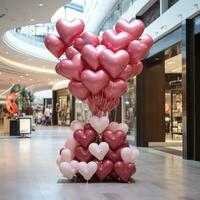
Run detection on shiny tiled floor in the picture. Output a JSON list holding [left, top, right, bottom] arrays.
[[0, 126, 200, 200]]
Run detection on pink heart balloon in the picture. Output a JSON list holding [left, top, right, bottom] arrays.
[[139, 34, 153, 48], [103, 79, 127, 99], [132, 61, 143, 75], [102, 30, 132, 52], [57, 54, 84, 81], [115, 19, 145, 40], [128, 40, 149, 64], [89, 116, 110, 133], [89, 142, 109, 160], [60, 148, 72, 162], [82, 44, 106, 71], [99, 49, 129, 79], [64, 136, 79, 154], [68, 80, 90, 100], [70, 120, 83, 132], [108, 122, 129, 133], [81, 70, 110, 94], [59, 162, 77, 179], [44, 34, 66, 58], [118, 65, 135, 80], [65, 46, 79, 59], [56, 155, 63, 166], [74, 32, 100, 50], [56, 18, 85, 45]]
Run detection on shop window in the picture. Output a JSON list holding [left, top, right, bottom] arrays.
[[139, 0, 160, 27]]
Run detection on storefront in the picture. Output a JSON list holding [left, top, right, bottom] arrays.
[[136, 14, 200, 160]]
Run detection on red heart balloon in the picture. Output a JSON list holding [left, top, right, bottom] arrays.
[[103, 79, 127, 99], [118, 65, 135, 81], [115, 19, 145, 40], [139, 34, 153, 48], [56, 18, 85, 45], [119, 140, 129, 148], [82, 44, 106, 71], [74, 146, 93, 162], [81, 70, 110, 94], [74, 32, 100, 50], [44, 34, 66, 58], [102, 30, 132, 52], [132, 61, 143, 76], [99, 49, 129, 79], [57, 54, 84, 81], [84, 123, 94, 131], [95, 160, 114, 181], [106, 148, 122, 162], [114, 161, 136, 182], [74, 129, 97, 148], [65, 46, 79, 59], [68, 81, 90, 100], [102, 130, 126, 150], [128, 40, 149, 64]]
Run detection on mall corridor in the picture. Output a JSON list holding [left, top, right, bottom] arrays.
[[0, 127, 200, 200]]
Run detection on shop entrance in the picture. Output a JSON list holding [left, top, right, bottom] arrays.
[[164, 44, 183, 153]]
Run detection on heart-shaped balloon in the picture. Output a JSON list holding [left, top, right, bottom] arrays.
[[65, 46, 79, 59], [57, 54, 84, 81], [44, 34, 66, 58], [64, 135, 79, 153], [68, 81, 90, 100], [139, 34, 153, 48], [77, 161, 97, 181], [56, 155, 63, 166], [128, 40, 149, 64], [89, 142, 109, 160], [56, 18, 85, 45], [70, 120, 83, 132], [60, 148, 72, 162], [89, 116, 109, 133], [121, 147, 139, 164], [102, 130, 126, 150], [59, 162, 77, 179], [132, 61, 144, 75], [75, 146, 93, 162], [95, 160, 114, 181], [99, 49, 129, 79], [81, 70, 110, 94], [106, 148, 122, 162], [74, 32, 100, 50], [82, 44, 106, 71], [74, 129, 97, 148], [103, 79, 127, 99], [115, 19, 145, 40], [102, 30, 132, 52], [107, 122, 129, 134], [114, 161, 136, 182], [118, 65, 135, 81]]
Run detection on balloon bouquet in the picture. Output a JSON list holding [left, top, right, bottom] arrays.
[[45, 18, 153, 183]]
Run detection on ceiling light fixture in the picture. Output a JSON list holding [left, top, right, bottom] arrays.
[[30, 18, 34, 22], [39, 3, 43, 6]]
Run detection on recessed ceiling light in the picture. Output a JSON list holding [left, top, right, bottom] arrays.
[[30, 18, 34, 22], [39, 3, 43, 6]]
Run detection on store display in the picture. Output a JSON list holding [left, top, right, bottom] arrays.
[[45, 18, 153, 182]]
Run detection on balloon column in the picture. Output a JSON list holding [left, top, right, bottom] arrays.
[[45, 18, 153, 182]]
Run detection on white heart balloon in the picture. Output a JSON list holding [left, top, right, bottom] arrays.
[[89, 116, 109, 133], [61, 148, 72, 162], [77, 161, 97, 181], [59, 162, 77, 179], [108, 122, 129, 133], [70, 160, 79, 173], [70, 120, 83, 132], [121, 146, 139, 164], [89, 142, 109, 160]]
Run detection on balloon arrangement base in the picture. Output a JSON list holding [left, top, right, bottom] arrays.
[[57, 177, 136, 184], [56, 116, 139, 183]]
